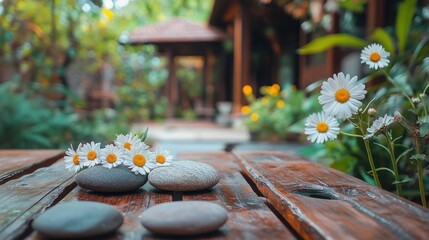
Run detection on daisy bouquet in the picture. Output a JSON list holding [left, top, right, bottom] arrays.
[[304, 43, 429, 207], [64, 130, 174, 176]]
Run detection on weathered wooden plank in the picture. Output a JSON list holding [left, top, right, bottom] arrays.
[[0, 159, 75, 240], [235, 151, 429, 240], [180, 152, 297, 240], [0, 150, 64, 185], [29, 178, 173, 239]]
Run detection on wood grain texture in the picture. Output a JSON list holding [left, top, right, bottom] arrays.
[[180, 152, 296, 240], [29, 182, 172, 240], [0, 159, 75, 240], [0, 150, 64, 185], [234, 151, 429, 240]]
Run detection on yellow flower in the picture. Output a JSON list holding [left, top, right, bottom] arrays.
[[242, 84, 253, 95], [250, 113, 259, 122], [272, 84, 280, 91], [241, 105, 251, 115], [267, 86, 279, 96], [276, 100, 285, 108], [102, 8, 114, 21], [262, 97, 269, 104]]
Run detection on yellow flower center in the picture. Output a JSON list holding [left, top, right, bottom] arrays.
[[335, 88, 350, 103], [276, 100, 285, 108], [316, 122, 329, 133], [241, 105, 250, 115], [106, 153, 117, 163], [250, 113, 259, 122], [133, 154, 146, 167], [124, 142, 132, 150], [242, 85, 253, 95], [87, 150, 97, 161], [73, 154, 80, 165], [156, 155, 166, 164], [370, 52, 381, 62]]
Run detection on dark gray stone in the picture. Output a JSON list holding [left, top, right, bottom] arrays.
[[76, 165, 147, 192], [148, 160, 219, 191], [140, 201, 228, 236], [32, 201, 123, 239]]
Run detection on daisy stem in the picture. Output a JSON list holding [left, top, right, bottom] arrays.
[[358, 114, 382, 188], [384, 133, 403, 197], [417, 160, 427, 208], [363, 139, 382, 188], [413, 135, 427, 208]]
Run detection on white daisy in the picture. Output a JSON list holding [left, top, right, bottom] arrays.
[[318, 72, 367, 119], [114, 133, 148, 151], [78, 141, 101, 167], [360, 43, 390, 70], [305, 112, 340, 143], [64, 143, 83, 173], [153, 147, 174, 166], [124, 145, 155, 175], [364, 114, 395, 139], [100, 144, 127, 169]]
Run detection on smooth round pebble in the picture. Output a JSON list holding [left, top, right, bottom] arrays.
[[32, 201, 123, 239], [140, 201, 228, 235], [76, 165, 147, 193], [148, 160, 219, 191]]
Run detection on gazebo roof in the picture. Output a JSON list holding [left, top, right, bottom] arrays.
[[128, 18, 226, 45]]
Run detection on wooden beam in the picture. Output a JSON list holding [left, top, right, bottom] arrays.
[[233, 4, 250, 113]]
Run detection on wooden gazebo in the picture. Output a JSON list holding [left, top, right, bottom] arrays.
[[127, 18, 226, 118]]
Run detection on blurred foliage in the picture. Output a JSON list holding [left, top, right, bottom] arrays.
[[242, 84, 320, 141], [298, 0, 429, 201], [0, 79, 128, 149], [0, 0, 212, 148]]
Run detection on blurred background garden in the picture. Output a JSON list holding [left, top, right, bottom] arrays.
[[1, 0, 428, 203]]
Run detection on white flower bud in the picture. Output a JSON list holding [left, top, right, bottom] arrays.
[[412, 97, 421, 104], [367, 108, 377, 116]]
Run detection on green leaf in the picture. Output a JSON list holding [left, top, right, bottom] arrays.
[[141, 127, 149, 142], [392, 176, 412, 184], [396, 0, 417, 53], [340, 0, 367, 12], [359, 168, 376, 186], [420, 123, 429, 137], [370, 28, 395, 55], [298, 34, 368, 55], [374, 167, 395, 176], [396, 148, 414, 164], [410, 154, 429, 162]]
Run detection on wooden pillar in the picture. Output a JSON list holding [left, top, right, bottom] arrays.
[[326, 12, 340, 76], [166, 49, 177, 118], [202, 55, 208, 106], [206, 52, 215, 110], [232, 4, 250, 113], [203, 50, 215, 110], [367, 0, 385, 35]]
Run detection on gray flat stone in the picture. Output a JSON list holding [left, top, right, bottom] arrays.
[[148, 160, 219, 191], [32, 201, 123, 238], [140, 201, 228, 235], [76, 165, 147, 192]]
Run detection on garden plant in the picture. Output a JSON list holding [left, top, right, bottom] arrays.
[[299, 0, 428, 206]]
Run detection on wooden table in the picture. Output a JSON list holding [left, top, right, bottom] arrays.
[[1, 150, 428, 239]]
